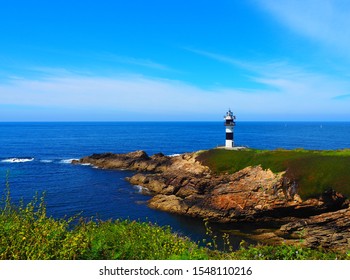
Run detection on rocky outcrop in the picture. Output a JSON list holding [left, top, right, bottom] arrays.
[[138, 166, 348, 223], [72, 151, 171, 172], [228, 206, 350, 252], [73, 150, 209, 174], [279, 207, 350, 251], [73, 150, 350, 251]]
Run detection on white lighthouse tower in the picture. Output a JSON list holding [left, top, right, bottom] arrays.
[[224, 109, 236, 148]]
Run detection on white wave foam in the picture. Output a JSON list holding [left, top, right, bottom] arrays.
[[168, 153, 181, 157], [81, 163, 91, 166], [133, 185, 150, 194], [40, 159, 53, 163], [1, 158, 34, 163], [59, 158, 78, 164]]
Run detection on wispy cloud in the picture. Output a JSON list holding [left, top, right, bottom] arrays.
[[332, 93, 350, 100], [186, 48, 350, 107], [0, 70, 225, 116], [97, 53, 172, 71], [184, 47, 249, 69], [1, 65, 350, 121], [185, 47, 302, 79], [256, 0, 350, 54]]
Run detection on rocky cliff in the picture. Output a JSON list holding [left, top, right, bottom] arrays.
[[73, 150, 350, 251]]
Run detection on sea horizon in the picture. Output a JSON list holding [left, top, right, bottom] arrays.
[[1, 120, 350, 123]]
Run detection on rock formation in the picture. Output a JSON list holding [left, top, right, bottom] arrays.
[[73, 150, 350, 251], [279, 208, 350, 251]]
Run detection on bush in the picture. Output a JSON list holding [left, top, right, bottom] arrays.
[[0, 181, 209, 260], [231, 242, 348, 260], [0, 187, 90, 259]]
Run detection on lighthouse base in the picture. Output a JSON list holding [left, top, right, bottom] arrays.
[[216, 146, 247, 151], [225, 139, 233, 148]]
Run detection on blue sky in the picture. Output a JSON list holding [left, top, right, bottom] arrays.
[[1, 0, 350, 121]]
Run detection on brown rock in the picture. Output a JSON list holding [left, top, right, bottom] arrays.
[[176, 185, 198, 198], [73, 150, 170, 172], [74, 149, 350, 251], [280, 207, 350, 251], [148, 195, 189, 214]]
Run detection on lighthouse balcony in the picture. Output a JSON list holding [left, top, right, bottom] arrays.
[[224, 122, 235, 126]]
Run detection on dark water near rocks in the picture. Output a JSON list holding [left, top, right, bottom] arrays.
[[1, 121, 350, 247]]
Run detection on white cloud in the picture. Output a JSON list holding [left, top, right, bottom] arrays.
[[1, 63, 350, 121], [0, 72, 225, 116], [108, 56, 168, 71], [257, 0, 350, 53], [184, 47, 249, 69], [186, 48, 350, 116], [95, 53, 173, 71]]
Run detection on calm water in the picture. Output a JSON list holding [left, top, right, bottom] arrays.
[[1, 121, 350, 246]]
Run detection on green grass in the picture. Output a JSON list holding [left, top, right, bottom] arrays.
[[231, 242, 349, 260], [0, 191, 209, 260], [196, 148, 350, 199], [1, 180, 349, 260]]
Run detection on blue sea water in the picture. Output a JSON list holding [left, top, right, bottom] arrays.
[[1, 121, 350, 245]]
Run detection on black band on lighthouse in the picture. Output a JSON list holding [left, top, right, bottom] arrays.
[[226, 132, 233, 140]]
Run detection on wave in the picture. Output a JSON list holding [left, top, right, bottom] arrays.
[[59, 158, 79, 164], [40, 159, 53, 163], [133, 185, 150, 194], [1, 157, 34, 163], [168, 153, 181, 157]]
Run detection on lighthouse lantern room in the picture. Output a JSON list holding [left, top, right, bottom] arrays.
[[224, 109, 236, 148]]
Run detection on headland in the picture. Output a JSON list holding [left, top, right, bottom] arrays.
[[72, 148, 350, 252]]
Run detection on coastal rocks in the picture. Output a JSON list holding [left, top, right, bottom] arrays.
[[144, 165, 340, 223], [230, 207, 350, 251], [149, 195, 189, 213], [279, 207, 350, 251], [73, 150, 350, 251], [74, 151, 348, 223], [72, 150, 170, 172], [73, 150, 209, 174]]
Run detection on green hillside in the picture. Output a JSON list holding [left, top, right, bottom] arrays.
[[196, 148, 350, 199]]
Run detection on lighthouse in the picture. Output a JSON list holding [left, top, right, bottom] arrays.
[[224, 109, 236, 148]]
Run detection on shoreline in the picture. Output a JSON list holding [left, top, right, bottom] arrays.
[[72, 149, 350, 252]]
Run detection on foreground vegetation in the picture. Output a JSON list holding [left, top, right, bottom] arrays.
[[1, 185, 349, 260], [197, 148, 350, 199]]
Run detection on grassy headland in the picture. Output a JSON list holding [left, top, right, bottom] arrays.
[[197, 148, 350, 199]]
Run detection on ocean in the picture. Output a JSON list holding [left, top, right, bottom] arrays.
[[1, 121, 350, 246]]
